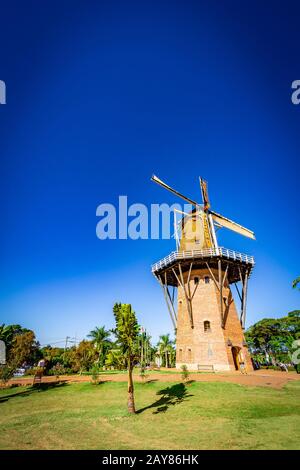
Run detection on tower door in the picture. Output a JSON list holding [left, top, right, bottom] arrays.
[[231, 347, 240, 370]]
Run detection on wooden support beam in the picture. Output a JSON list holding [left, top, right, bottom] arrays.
[[178, 263, 194, 329], [164, 272, 177, 322], [158, 275, 177, 329], [240, 269, 249, 329], [218, 259, 224, 328], [171, 267, 182, 288], [222, 263, 229, 288], [222, 290, 233, 328], [186, 262, 193, 307], [166, 287, 178, 323], [191, 280, 199, 300], [234, 282, 242, 302], [205, 262, 220, 291], [171, 286, 175, 304], [238, 266, 243, 284]]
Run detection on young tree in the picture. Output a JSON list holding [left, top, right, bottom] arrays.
[[113, 303, 140, 414], [181, 364, 189, 382], [88, 326, 111, 366]]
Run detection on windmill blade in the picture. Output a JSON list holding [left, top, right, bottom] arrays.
[[199, 177, 211, 211], [210, 210, 255, 240], [151, 174, 198, 206]]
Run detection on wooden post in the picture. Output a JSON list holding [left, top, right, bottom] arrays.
[[241, 269, 249, 329], [158, 275, 177, 329], [178, 263, 194, 329], [218, 259, 224, 328]]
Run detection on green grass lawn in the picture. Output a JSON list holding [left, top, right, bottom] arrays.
[[0, 380, 300, 450]]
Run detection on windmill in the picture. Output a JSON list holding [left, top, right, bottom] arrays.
[[151, 174, 255, 372]]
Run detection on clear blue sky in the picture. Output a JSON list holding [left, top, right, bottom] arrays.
[[0, 1, 299, 346]]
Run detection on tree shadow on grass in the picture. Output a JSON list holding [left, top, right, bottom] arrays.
[[185, 380, 195, 385], [139, 379, 158, 385], [90, 380, 110, 386], [136, 383, 193, 414], [0, 381, 68, 403]]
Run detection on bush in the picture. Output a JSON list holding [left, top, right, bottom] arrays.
[[24, 368, 36, 376], [181, 364, 189, 382], [0, 365, 15, 385], [46, 364, 72, 376]]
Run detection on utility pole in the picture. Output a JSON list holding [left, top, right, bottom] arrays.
[[64, 336, 69, 363]]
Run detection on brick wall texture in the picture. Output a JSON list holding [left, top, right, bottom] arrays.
[[175, 267, 253, 372]]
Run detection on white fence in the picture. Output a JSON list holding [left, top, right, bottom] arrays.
[[151, 247, 254, 272]]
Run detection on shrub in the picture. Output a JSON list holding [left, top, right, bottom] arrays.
[[47, 364, 71, 376], [0, 365, 15, 385], [24, 368, 36, 376], [181, 364, 189, 382], [90, 365, 100, 385]]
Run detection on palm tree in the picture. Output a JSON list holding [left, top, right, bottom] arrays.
[[292, 277, 300, 291], [157, 334, 174, 368], [88, 326, 111, 365], [113, 303, 140, 414]]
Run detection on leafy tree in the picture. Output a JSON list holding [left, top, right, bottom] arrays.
[[8, 330, 40, 368], [246, 312, 300, 364], [0, 324, 28, 352], [105, 348, 126, 370], [88, 326, 111, 366], [73, 340, 97, 373], [41, 346, 64, 365], [113, 303, 140, 414]]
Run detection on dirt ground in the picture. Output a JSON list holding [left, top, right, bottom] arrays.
[[7, 369, 300, 389]]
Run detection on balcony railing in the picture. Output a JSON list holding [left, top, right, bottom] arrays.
[[151, 247, 254, 273]]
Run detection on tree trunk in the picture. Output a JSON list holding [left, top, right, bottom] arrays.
[[165, 351, 168, 368], [265, 349, 269, 363], [127, 362, 135, 414]]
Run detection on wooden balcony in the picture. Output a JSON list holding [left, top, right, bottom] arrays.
[[151, 247, 254, 286]]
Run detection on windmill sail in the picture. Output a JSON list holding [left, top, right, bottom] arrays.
[[200, 178, 211, 211], [210, 210, 255, 240], [151, 175, 198, 206]]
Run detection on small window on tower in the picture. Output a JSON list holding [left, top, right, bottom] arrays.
[[204, 276, 210, 284], [178, 348, 183, 361], [194, 277, 199, 284], [204, 321, 211, 332]]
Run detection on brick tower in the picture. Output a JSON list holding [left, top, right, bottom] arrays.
[[151, 175, 255, 372]]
